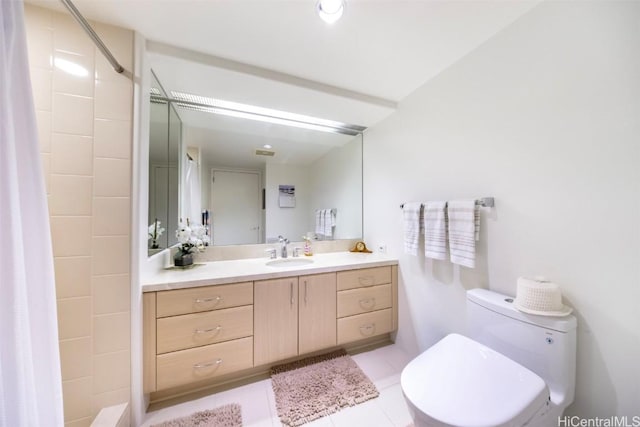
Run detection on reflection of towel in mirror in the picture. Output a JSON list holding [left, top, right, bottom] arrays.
[[315, 209, 324, 237], [323, 209, 335, 237]]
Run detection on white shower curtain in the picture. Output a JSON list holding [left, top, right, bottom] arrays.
[[0, 1, 64, 426], [185, 156, 202, 225]]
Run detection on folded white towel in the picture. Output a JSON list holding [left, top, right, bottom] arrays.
[[315, 209, 324, 236], [424, 201, 448, 260], [403, 202, 423, 256], [447, 200, 479, 268], [323, 209, 335, 238]]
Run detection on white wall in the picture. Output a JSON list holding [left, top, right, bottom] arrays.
[[310, 136, 363, 239], [265, 163, 311, 241], [363, 1, 639, 417]]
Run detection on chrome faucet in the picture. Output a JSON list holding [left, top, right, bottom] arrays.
[[278, 235, 290, 258]]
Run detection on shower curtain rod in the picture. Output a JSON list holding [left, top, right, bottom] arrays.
[[59, 0, 124, 74]]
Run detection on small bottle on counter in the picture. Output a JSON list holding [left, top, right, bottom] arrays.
[[303, 236, 313, 256]]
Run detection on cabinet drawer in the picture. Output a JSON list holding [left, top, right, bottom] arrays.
[[156, 336, 253, 390], [337, 284, 392, 318], [157, 305, 253, 354], [336, 266, 391, 291], [156, 282, 253, 317], [337, 309, 392, 345]]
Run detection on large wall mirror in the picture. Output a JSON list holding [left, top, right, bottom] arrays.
[[147, 50, 366, 250]]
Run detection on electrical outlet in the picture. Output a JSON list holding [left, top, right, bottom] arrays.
[[377, 244, 387, 254]]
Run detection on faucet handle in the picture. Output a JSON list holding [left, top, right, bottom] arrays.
[[293, 247, 302, 257], [265, 248, 277, 259]]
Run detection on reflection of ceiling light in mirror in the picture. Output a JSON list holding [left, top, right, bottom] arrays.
[[263, 144, 272, 149], [170, 91, 365, 136], [317, 0, 345, 24], [54, 58, 88, 77]]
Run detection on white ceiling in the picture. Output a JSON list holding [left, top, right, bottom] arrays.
[[28, 0, 539, 167]]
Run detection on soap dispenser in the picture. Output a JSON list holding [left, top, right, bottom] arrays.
[[303, 236, 313, 256]]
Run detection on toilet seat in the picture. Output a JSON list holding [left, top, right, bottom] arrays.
[[401, 334, 549, 427]]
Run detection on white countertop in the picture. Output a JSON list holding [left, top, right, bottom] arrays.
[[142, 251, 398, 292]]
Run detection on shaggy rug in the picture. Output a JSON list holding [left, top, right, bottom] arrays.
[[270, 349, 379, 426], [150, 403, 242, 427]]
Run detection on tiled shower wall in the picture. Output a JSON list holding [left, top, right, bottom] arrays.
[[25, 5, 134, 426]]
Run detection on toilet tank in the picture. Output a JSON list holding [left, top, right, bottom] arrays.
[[467, 288, 577, 407]]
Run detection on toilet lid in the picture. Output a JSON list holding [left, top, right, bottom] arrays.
[[401, 334, 549, 427]]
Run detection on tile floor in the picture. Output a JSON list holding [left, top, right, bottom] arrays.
[[142, 344, 415, 427]]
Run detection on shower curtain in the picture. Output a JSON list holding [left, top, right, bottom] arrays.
[[0, 1, 64, 426], [185, 156, 202, 225]]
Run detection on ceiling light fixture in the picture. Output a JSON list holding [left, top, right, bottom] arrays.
[[263, 144, 273, 149], [317, 0, 345, 24], [165, 91, 365, 136]]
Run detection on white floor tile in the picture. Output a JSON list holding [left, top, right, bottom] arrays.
[[375, 384, 414, 427], [329, 398, 394, 427]]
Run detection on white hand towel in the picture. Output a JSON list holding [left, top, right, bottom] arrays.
[[403, 202, 423, 256], [447, 200, 479, 268], [323, 209, 334, 238], [424, 201, 448, 260], [315, 209, 324, 236]]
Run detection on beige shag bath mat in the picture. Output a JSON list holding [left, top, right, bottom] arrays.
[[270, 349, 379, 427], [150, 403, 242, 427]]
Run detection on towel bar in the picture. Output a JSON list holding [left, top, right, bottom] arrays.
[[400, 197, 494, 209]]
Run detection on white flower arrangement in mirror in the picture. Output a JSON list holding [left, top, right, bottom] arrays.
[[148, 219, 165, 249]]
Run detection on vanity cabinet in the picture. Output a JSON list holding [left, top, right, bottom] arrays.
[[336, 266, 394, 345], [144, 282, 254, 392], [254, 272, 337, 366], [143, 262, 397, 402]]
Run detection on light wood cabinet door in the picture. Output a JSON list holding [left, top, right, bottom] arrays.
[[299, 273, 337, 355], [254, 277, 299, 366]]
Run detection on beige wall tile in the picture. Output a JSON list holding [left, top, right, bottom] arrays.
[[92, 22, 133, 79], [62, 377, 92, 422], [52, 133, 93, 175], [94, 119, 131, 159], [36, 110, 52, 152], [59, 337, 92, 381], [53, 51, 95, 98], [93, 312, 130, 355], [53, 93, 93, 136], [31, 67, 52, 111], [57, 297, 91, 340], [93, 351, 130, 394], [25, 23, 53, 70], [41, 153, 51, 195], [91, 388, 130, 420], [24, 4, 53, 32], [93, 197, 130, 236], [92, 274, 130, 315], [94, 158, 131, 197], [95, 80, 132, 121], [53, 13, 94, 57], [50, 216, 92, 257], [50, 175, 93, 216], [54, 256, 92, 299], [92, 236, 130, 275]]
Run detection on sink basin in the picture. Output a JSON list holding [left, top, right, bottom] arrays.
[[266, 258, 314, 268]]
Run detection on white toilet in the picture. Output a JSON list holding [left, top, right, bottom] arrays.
[[401, 288, 577, 427]]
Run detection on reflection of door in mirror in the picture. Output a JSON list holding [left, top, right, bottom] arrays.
[[210, 169, 262, 245]]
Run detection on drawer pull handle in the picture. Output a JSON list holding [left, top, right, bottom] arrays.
[[195, 296, 222, 305], [358, 276, 374, 287], [359, 323, 376, 336], [359, 298, 376, 310], [304, 280, 308, 305], [194, 325, 222, 335], [290, 282, 294, 306], [193, 358, 223, 369]]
